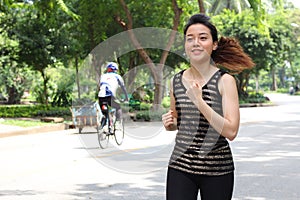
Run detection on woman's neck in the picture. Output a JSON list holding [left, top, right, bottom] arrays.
[[190, 61, 217, 77]]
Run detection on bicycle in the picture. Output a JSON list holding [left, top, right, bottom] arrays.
[[97, 102, 125, 149]]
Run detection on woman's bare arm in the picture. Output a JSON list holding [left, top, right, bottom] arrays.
[[186, 74, 240, 141]]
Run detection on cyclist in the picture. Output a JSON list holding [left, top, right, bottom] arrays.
[[98, 62, 129, 126]]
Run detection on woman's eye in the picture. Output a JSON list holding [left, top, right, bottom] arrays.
[[200, 37, 207, 40], [186, 38, 193, 42]]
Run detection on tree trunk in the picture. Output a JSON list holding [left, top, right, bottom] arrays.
[[197, 0, 205, 14], [7, 86, 22, 104], [152, 64, 164, 110], [210, 0, 221, 14], [278, 66, 285, 88], [237, 71, 250, 98], [226, 0, 231, 9], [270, 67, 277, 91], [117, 0, 182, 111], [125, 53, 139, 93], [40, 69, 49, 105], [75, 56, 81, 99], [255, 73, 259, 92]]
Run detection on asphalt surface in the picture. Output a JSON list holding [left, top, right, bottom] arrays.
[[0, 93, 299, 200]]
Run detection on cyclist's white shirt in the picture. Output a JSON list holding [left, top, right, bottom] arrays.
[[98, 72, 125, 97]]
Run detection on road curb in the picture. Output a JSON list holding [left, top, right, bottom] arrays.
[[239, 103, 276, 108], [0, 123, 69, 138]]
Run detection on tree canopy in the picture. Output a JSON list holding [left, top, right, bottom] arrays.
[[0, 0, 299, 106]]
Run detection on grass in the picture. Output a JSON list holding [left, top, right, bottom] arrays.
[[0, 119, 51, 127]]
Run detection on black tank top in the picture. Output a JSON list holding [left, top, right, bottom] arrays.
[[168, 69, 235, 176]]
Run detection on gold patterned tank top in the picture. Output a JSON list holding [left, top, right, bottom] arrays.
[[168, 69, 235, 176]]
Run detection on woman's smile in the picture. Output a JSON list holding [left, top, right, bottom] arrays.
[[191, 48, 203, 55]]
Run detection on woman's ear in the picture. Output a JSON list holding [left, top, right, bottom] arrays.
[[213, 42, 218, 50]]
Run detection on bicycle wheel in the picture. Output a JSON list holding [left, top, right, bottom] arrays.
[[97, 126, 109, 149], [114, 119, 124, 145]]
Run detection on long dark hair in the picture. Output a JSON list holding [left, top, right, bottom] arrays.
[[184, 14, 255, 73]]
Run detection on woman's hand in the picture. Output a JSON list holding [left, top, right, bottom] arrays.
[[185, 81, 203, 106], [162, 110, 177, 131], [185, 74, 240, 141]]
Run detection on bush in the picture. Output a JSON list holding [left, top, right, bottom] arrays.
[[162, 96, 170, 108], [276, 88, 289, 93], [135, 107, 167, 121], [35, 107, 71, 118], [129, 98, 141, 111], [136, 111, 151, 121], [140, 102, 152, 110], [0, 104, 71, 118], [240, 91, 269, 104]]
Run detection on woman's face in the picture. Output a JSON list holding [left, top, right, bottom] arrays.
[[185, 23, 217, 64]]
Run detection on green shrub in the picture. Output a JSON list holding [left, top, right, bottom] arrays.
[[35, 107, 71, 118], [143, 94, 151, 102], [140, 102, 151, 110], [240, 91, 269, 104], [0, 104, 71, 118], [136, 111, 151, 121], [149, 108, 167, 121], [276, 88, 289, 93], [135, 107, 167, 121], [129, 98, 141, 111], [162, 96, 170, 108]]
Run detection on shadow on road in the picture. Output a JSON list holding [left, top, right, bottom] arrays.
[[68, 171, 166, 200], [232, 120, 300, 199]]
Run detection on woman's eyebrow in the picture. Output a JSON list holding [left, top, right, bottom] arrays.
[[198, 32, 209, 36], [186, 32, 209, 37]]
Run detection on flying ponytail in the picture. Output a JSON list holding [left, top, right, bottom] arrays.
[[212, 36, 255, 73]]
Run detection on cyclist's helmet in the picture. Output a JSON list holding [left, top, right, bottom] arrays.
[[106, 62, 118, 72]]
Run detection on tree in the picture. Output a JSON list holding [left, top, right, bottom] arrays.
[[67, 0, 123, 101], [213, 8, 296, 95], [208, 0, 251, 14], [0, 4, 34, 104], [267, 11, 295, 90], [114, 0, 183, 110], [206, 0, 286, 36], [15, 2, 73, 104], [285, 8, 300, 88], [0, 31, 31, 104], [213, 10, 269, 96]]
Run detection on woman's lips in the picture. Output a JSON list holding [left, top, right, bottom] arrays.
[[191, 49, 203, 55]]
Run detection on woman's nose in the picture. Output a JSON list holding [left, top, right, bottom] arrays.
[[193, 38, 200, 46]]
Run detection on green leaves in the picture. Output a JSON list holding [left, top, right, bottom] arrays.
[[212, 7, 298, 94]]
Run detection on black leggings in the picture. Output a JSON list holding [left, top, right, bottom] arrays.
[[98, 96, 122, 120], [166, 167, 234, 200]]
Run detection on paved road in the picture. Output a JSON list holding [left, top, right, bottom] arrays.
[[0, 93, 299, 200], [233, 93, 300, 200]]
